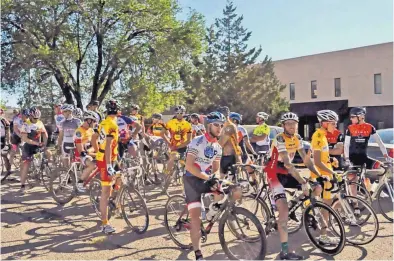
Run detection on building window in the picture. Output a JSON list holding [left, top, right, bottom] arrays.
[[289, 83, 295, 100], [334, 78, 341, 97], [374, 73, 382, 94], [311, 80, 317, 99]]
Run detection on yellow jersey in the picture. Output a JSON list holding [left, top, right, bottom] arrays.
[[149, 123, 165, 137], [310, 128, 332, 178], [96, 116, 119, 162], [270, 133, 303, 162], [74, 126, 94, 147], [165, 118, 192, 146]]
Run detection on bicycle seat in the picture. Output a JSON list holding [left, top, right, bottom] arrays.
[[257, 151, 267, 155], [65, 146, 76, 150]]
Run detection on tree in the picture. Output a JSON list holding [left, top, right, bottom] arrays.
[[180, 0, 288, 122], [1, 0, 205, 108]]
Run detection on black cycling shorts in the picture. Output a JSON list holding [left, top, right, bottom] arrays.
[[183, 175, 212, 209], [11, 134, 21, 145], [22, 143, 40, 161], [220, 155, 236, 174], [62, 142, 75, 155], [350, 154, 380, 169]]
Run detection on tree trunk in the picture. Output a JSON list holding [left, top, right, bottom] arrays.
[[53, 69, 75, 105]]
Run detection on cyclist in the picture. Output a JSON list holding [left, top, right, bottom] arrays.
[[250, 112, 271, 153], [184, 111, 225, 261], [344, 107, 392, 198], [19, 107, 49, 194], [8, 109, 26, 172], [310, 110, 341, 244], [264, 112, 324, 260], [130, 104, 145, 133], [190, 113, 206, 138], [146, 113, 166, 149], [1, 109, 12, 178], [161, 105, 192, 175], [90, 100, 105, 123], [96, 99, 121, 234], [217, 106, 242, 176], [53, 102, 65, 145], [57, 104, 82, 166], [117, 111, 141, 159], [74, 111, 98, 192], [326, 124, 344, 170], [229, 112, 257, 162]]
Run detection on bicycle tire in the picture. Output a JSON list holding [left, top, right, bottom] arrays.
[[303, 201, 345, 255], [49, 169, 77, 205], [40, 164, 52, 192], [331, 195, 378, 245], [376, 182, 393, 222], [218, 206, 267, 260], [120, 185, 149, 234], [164, 195, 192, 249], [347, 181, 372, 205], [89, 178, 103, 219], [27, 169, 41, 189]]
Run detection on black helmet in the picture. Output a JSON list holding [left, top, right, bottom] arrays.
[[105, 99, 121, 114], [190, 113, 199, 119], [152, 113, 162, 120], [349, 107, 366, 116], [217, 106, 230, 117]]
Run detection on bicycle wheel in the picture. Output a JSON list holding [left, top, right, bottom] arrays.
[[49, 169, 76, 205], [331, 195, 379, 245], [303, 201, 345, 255], [89, 178, 102, 219], [218, 207, 267, 260], [242, 195, 271, 226], [27, 169, 41, 188], [134, 168, 146, 198], [164, 169, 183, 197], [164, 195, 192, 249], [377, 182, 394, 222], [347, 181, 372, 205], [120, 185, 149, 234], [40, 164, 52, 191]]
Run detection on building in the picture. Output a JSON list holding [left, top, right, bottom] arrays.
[[274, 42, 393, 140]]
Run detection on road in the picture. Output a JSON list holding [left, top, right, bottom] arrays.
[[1, 176, 393, 260]]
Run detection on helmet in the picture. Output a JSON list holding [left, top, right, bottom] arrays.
[[280, 112, 299, 123], [349, 107, 366, 116], [29, 107, 41, 118], [229, 112, 242, 123], [152, 113, 162, 120], [83, 110, 98, 121], [217, 106, 230, 116], [206, 111, 226, 124], [190, 113, 199, 119], [174, 105, 186, 114], [131, 104, 140, 110], [73, 108, 83, 118], [105, 99, 121, 114], [256, 112, 269, 120], [317, 110, 339, 122], [61, 104, 74, 112], [22, 109, 30, 116]]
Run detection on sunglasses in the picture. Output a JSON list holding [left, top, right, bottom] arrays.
[[212, 122, 224, 128], [350, 116, 358, 118]]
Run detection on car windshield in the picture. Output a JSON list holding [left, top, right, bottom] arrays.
[[369, 129, 394, 144]]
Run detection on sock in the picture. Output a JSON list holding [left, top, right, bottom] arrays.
[[281, 242, 288, 253], [21, 184, 25, 188], [194, 250, 203, 259], [78, 179, 83, 183], [102, 219, 108, 225]]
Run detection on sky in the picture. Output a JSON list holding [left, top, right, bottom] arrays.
[[3, 0, 393, 107]]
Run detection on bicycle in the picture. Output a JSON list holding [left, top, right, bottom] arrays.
[[326, 172, 379, 245], [49, 145, 83, 204], [164, 180, 267, 260], [26, 148, 52, 191], [162, 151, 185, 197], [88, 167, 149, 234]]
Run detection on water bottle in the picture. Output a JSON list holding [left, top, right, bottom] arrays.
[[206, 203, 219, 221], [201, 206, 207, 220]]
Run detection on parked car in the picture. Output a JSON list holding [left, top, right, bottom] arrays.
[[368, 128, 394, 160]]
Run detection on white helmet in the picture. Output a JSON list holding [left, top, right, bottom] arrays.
[[317, 110, 339, 122], [73, 108, 83, 118], [83, 110, 98, 121], [61, 104, 74, 112], [280, 112, 299, 123], [256, 112, 269, 120]]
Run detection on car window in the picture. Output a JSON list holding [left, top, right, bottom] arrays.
[[370, 129, 394, 144]]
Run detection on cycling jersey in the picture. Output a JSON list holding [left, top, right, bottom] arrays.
[[185, 133, 222, 177], [12, 114, 23, 136], [20, 120, 46, 142], [96, 116, 119, 162], [253, 123, 270, 146], [223, 120, 242, 156], [237, 125, 249, 162], [345, 123, 376, 156], [310, 128, 332, 178], [61, 118, 82, 143], [74, 126, 94, 148], [192, 123, 206, 136], [54, 113, 65, 132], [326, 128, 344, 149], [149, 123, 165, 137], [117, 115, 134, 142], [165, 118, 192, 147]]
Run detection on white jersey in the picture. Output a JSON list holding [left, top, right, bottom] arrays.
[[237, 125, 249, 140], [185, 133, 222, 177], [55, 113, 66, 131], [12, 115, 24, 136]]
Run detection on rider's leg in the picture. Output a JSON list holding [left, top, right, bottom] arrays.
[[189, 206, 202, 255], [81, 159, 96, 181], [166, 151, 177, 175]]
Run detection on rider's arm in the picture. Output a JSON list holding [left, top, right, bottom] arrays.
[[41, 128, 48, 148], [57, 129, 64, 147], [178, 131, 192, 149], [91, 132, 99, 153], [130, 121, 142, 138], [250, 126, 269, 143], [244, 136, 256, 154], [21, 132, 39, 146], [312, 150, 335, 176], [344, 136, 350, 160], [160, 123, 172, 145], [296, 148, 322, 177], [279, 150, 306, 184], [185, 151, 210, 180], [371, 132, 388, 158], [105, 136, 113, 164]]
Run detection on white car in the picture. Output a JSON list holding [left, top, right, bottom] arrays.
[[368, 128, 394, 161]]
